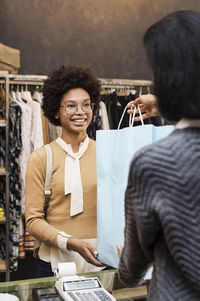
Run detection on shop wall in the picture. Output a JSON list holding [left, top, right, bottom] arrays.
[[0, 0, 200, 79]]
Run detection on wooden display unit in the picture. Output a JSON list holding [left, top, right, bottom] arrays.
[[0, 259, 6, 271]]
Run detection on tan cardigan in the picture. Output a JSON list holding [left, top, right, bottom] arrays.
[[25, 139, 97, 249]]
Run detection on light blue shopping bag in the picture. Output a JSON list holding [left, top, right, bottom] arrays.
[[96, 123, 174, 268]]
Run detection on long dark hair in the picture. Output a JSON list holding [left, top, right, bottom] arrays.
[[144, 10, 200, 122]]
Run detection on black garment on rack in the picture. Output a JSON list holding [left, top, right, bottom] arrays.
[[87, 107, 102, 140], [100, 92, 129, 129], [101, 92, 162, 129]]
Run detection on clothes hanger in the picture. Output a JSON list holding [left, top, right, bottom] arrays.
[[21, 85, 29, 103], [108, 88, 116, 94], [10, 84, 16, 101], [116, 88, 127, 97], [139, 86, 143, 96], [100, 88, 109, 95], [32, 85, 42, 103], [15, 85, 24, 103], [24, 84, 34, 103], [129, 86, 137, 95]]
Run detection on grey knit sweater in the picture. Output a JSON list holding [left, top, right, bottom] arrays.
[[118, 127, 200, 301]]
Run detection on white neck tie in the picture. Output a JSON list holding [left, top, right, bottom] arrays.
[[56, 136, 89, 216]]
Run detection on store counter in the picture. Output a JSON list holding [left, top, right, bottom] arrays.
[[0, 269, 147, 301]]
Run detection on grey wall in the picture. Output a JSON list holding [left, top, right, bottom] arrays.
[[0, 0, 200, 79]]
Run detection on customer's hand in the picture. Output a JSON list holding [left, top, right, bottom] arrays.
[[67, 238, 105, 267], [116, 244, 123, 258], [127, 94, 159, 121]]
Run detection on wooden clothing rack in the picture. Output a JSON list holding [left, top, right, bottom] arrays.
[[100, 78, 152, 89], [0, 74, 152, 88]]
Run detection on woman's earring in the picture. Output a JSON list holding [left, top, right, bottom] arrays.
[[55, 112, 59, 119]]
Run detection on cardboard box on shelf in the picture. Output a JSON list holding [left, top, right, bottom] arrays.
[[0, 43, 20, 74]]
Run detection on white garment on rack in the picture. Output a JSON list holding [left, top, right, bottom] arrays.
[[99, 101, 110, 130], [10, 90, 16, 100], [21, 90, 30, 103], [15, 91, 23, 103], [25, 91, 44, 151], [33, 90, 42, 103]]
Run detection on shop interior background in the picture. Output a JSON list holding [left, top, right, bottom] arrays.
[[0, 0, 199, 79], [1, 0, 200, 283]]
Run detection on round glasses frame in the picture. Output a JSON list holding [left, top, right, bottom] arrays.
[[59, 103, 94, 115]]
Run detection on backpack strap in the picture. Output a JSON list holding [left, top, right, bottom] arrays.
[[44, 144, 52, 218]]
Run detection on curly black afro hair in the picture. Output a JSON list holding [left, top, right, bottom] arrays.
[[42, 65, 101, 126]]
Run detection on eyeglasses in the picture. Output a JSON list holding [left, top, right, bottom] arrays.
[[60, 103, 94, 115]]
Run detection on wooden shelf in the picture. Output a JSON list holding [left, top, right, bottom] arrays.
[[0, 167, 5, 172], [0, 259, 6, 271], [0, 75, 12, 281], [0, 70, 9, 74], [0, 216, 6, 223], [112, 286, 147, 300], [0, 120, 6, 126]]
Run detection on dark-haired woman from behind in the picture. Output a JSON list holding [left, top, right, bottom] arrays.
[[118, 10, 200, 301], [25, 65, 104, 278]]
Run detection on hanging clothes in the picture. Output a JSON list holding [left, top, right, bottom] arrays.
[[18, 89, 44, 258], [0, 100, 22, 271], [25, 91, 44, 152], [99, 101, 110, 130], [101, 91, 162, 129], [86, 106, 102, 140]]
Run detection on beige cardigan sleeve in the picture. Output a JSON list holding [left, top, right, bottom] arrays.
[[25, 147, 59, 248]]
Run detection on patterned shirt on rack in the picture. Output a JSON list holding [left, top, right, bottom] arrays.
[[0, 100, 22, 271]]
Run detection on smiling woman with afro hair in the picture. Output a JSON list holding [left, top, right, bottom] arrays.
[[25, 64, 105, 278], [42, 65, 101, 126]]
